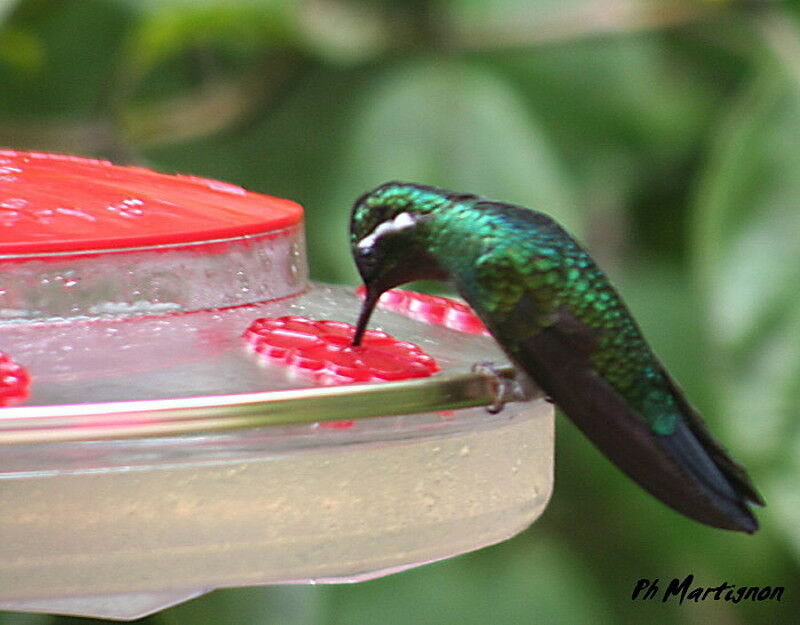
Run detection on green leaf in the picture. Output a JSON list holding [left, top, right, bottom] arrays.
[[0, 0, 132, 116], [495, 30, 741, 262], [325, 535, 613, 625], [693, 69, 800, 554], [159, 586, 324, 625], [0, 612, 52, 625], [0, 0, 20, 25], [293, 1, 386, 65], [0, 26, 43, 73], [335, 61, 577, 230], [121, 0, 295, 84]]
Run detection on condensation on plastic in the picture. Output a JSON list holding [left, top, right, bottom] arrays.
[[0, 226, 307, 322]]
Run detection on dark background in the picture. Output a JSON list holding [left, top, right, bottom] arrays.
[[1, 0, 799, 623]]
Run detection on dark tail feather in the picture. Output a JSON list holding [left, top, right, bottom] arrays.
[[660, 419, 759, 533], [660, 371, 764, 510], [512, 326, 762, 533]]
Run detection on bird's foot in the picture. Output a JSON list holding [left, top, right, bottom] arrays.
[[472, 362, 538, 414]]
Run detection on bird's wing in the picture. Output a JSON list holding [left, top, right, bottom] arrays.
[[507, 307, 761, 533]]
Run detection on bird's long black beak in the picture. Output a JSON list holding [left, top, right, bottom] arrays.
[[352, 286, 380, 347]]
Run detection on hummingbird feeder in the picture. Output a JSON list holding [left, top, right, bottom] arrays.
[[0, 150, 553, 620]]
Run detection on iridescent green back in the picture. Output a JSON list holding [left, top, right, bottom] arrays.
[[423, 198, 680, 435]]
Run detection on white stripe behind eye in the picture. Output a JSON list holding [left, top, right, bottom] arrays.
[[357, 211, 417, 250]]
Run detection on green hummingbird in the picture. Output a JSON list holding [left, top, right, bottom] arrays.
[[350, 181, 763, 533]]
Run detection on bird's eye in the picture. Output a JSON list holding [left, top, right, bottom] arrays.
[[357, 246, 378, 270]]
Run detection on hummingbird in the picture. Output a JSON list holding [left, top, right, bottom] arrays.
[[350, 181, 763, 533]]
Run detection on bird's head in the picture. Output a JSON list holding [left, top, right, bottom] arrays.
[[349, 181, 457, 345]]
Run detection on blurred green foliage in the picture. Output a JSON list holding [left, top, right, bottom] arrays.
[[1, 0, 799, 623]]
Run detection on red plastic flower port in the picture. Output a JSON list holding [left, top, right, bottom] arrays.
[[243, 316, 439, 385], [0, 352, 30, 406], [244, 316, 440, 429], [355, 287, 489, 336]]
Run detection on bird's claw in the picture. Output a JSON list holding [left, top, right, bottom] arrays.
[[472, 362, 533, 414]]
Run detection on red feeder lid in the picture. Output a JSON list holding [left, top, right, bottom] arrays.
[[0, 150, 303, 254]]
